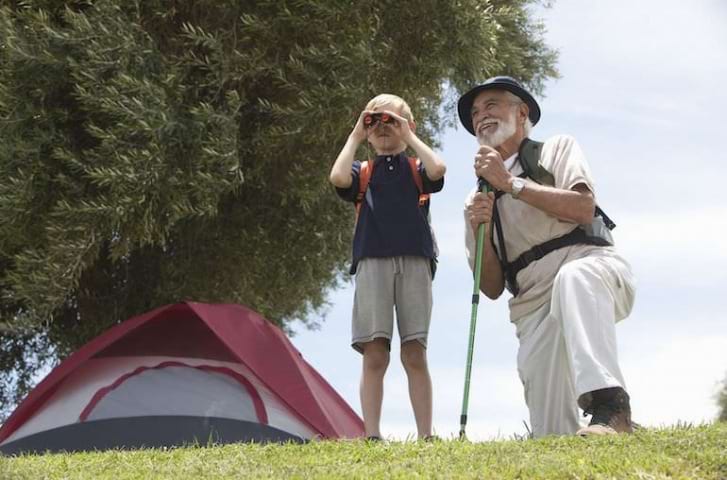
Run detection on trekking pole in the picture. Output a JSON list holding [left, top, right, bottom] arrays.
[[459, 177, 490, 440]]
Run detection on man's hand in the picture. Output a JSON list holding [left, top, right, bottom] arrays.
[[467, 191, 496, 233], [474, 145, 513, 192]]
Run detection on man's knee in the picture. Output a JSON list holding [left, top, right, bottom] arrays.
[[400, 341, 427, 372], [554, 259, 583, 284], [554, 258, 601, 290]]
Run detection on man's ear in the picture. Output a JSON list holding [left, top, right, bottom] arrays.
[[518, 103, 529, 126], [409, 120, 417, 132]]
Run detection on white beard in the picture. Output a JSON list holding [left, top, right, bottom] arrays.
[[477, 112, 517, 147]]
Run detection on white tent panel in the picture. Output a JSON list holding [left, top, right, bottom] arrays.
[[86, 367, 259, 422], [2, 356, 142, 444], [2, 356, 317, 445]]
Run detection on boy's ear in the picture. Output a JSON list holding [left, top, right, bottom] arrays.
[[409, 120, 416, 132]]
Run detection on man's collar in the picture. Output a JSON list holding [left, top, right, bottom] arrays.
[[503, 152, 518, 171], [496, 133, 527, 160]]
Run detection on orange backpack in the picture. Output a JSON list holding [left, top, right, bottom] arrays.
[[354, 157, 430, 218]]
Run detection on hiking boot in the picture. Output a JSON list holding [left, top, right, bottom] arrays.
[[577, 387, 633, 437]]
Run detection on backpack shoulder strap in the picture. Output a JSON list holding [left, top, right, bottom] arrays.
[[518, 138, 617, 231], [355, 160, 372, 217], [357, 161, 372, 202], [407, 157, 424, 193], [517, 138, 553, 185], [407, 157, 430, 207]]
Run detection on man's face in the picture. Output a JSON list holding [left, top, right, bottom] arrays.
[[470, 90, 521, 147], [367, 103, 407, 154]]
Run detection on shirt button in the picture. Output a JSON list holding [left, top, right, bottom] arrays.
[[386, 156, 391, 162], [388, 165, 394, 171]]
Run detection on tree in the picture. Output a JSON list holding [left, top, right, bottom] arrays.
[[0, 0, 557, 416], [717, 373, 727, 422]]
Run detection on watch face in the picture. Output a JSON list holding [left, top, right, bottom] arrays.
[[513, 178, 525, 197]]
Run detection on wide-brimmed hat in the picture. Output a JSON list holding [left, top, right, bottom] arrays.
[[457, 76, 541, 135]]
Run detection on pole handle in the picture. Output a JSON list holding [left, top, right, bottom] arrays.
[[477, 177, 489, 194]]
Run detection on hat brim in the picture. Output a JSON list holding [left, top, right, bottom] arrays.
[[457, 82, 541, 136]]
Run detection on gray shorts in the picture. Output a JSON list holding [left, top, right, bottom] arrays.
[[352, 256, 433, 353]]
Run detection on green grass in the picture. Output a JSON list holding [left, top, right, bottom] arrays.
[[1, 423, 726, 479]]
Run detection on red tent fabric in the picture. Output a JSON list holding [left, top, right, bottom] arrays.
[[0, 302, 363, 453]]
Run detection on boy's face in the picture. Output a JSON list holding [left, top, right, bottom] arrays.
[[366, 103, 407, 155]]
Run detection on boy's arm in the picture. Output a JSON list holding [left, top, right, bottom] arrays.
[[385, 111, 446, 181], [329, 111, 368, 188], [406, 134, 446, 181]]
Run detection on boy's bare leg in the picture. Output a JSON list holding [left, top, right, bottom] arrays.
[[360, 338, 390, 438], [401, 340, 432, 438]]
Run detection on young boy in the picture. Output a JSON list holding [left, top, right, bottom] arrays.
[[329, 94, 446, 440]]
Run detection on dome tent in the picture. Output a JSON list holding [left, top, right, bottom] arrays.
[[0, 302, 363, 454]]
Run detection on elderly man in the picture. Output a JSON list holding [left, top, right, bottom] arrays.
[[459, 76, 636, 437]]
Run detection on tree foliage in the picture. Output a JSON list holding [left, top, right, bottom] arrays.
[[0, 0, 557, 416], [717, 372, 727, 422]]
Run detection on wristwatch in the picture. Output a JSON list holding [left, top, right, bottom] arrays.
[[510, 177, 526, 199]]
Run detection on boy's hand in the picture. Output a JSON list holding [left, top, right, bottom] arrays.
[[382, 110, 415, 145], [350, 110, 371, 144], [467, 191, 495, 233]]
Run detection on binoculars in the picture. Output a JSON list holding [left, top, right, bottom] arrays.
[[364, 112, 397, 128]]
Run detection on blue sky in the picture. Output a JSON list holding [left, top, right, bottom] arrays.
[[292, 0, 727, 440]]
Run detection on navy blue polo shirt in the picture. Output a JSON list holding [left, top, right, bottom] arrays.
[[336, 151, 444, 274]]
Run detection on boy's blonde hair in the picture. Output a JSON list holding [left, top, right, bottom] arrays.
[[365, 94, 414, 122]]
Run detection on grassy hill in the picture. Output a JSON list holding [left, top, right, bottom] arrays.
[[1, 423, 725, 479]]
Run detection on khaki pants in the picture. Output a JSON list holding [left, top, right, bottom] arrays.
[[514, 251, 636, 437]]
